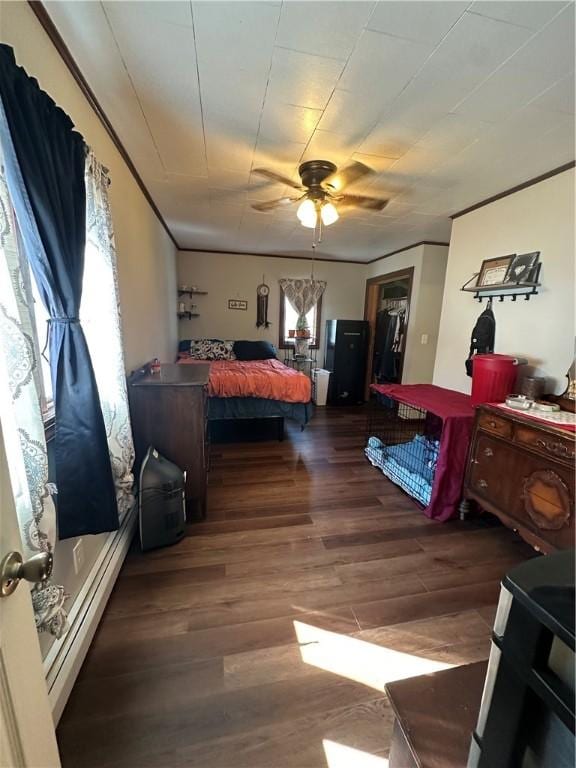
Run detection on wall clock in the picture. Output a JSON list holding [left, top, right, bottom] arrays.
[[256, 281, 270, 328]]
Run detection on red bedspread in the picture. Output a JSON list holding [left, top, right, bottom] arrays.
[[179, 358, 311, 403]]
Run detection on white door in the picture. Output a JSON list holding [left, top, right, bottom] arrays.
[[0, 423, 61, 768]]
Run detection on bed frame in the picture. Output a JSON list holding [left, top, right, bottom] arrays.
[[207, 395, 313, 441], [175, 341, 314, 440]]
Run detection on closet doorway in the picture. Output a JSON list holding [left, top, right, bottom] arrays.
[[363, 267, 414, 400]]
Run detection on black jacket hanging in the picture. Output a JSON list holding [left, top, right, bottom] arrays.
[[465, 301, 496, 377]]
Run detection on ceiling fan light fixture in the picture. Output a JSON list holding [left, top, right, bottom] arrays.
[[297, 198, 317, 228], [252, 160, 387, 226], [320, 202, 339, 226]]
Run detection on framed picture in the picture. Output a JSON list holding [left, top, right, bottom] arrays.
[[504, 252, 540, 284], [477, 255, 515, 287], [228, 299, 247, 311]]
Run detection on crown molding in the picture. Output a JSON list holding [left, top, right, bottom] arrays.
[[178, 240, 450, 265], [365, 240, 450, 264], [451, 161, 575, 220], [178, 246, 366, 265], [27, 1, 179, 249]]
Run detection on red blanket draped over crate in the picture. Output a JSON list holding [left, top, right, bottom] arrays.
[[370, 383, 475, 522]]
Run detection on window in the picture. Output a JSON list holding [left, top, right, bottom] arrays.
[[9, 214, 54, 423], [28, 266, 53, 420], [279, 288, 322, 349], [13, 199, 122, 429]]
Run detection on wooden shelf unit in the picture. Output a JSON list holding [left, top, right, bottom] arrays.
[[178, 288, 207, 319]]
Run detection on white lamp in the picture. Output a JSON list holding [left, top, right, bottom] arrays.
[[320, 202, 339, 226], [297, 198, 318, 228]]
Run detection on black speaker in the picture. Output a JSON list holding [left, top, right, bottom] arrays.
[[324, 319, 369, 405]]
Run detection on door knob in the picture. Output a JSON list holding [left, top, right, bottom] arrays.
[[0, 551, 53, 597]]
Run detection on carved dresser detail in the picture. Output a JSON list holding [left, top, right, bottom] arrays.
[[463, 405, 575, 553]]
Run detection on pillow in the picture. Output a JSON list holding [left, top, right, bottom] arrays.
[[233, 340, 277, 361], [189, 339, 236, 361]]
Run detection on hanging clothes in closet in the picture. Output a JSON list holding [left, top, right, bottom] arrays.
[[373, 297, 407, 384]]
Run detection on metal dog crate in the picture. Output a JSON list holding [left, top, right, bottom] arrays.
[[366, 393, 443, 507]]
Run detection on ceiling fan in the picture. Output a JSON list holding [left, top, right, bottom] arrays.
[[251, 160, 389, 228]]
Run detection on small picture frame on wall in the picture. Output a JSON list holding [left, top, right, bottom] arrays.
[[228, 299, 248, 311], [504, 252, 540, 284], [477, 255, 515, 287]]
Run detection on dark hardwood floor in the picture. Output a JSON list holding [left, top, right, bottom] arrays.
[[57, 407, 533, 768]]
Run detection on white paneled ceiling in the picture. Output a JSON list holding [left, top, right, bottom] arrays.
[[45, 0, 574, 261]]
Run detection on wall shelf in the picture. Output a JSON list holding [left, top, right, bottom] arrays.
[[178, 289, 208, 297], [461, 264, 541, 302], [177, 312, 200, 320]]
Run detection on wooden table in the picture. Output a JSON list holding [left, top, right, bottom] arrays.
[[386, 661, 487, 768]]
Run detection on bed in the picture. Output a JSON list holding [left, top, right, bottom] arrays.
[[178, 339, 314, 431]]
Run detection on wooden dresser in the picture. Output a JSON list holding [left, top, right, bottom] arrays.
[[463, 405, 575, 553], [128, 363, 210, 520]]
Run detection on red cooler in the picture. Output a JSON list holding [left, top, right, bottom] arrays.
[[471, 354, 521, 406]]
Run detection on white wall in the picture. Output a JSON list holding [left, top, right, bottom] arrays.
[[178, 251, 366, 361], [178, 244, 449, 383], [1, 3, 178, 660], [366, 244, 449, 384], [434, 169, 575, 394]]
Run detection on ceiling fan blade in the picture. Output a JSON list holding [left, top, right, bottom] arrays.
[[322, 161, 375, 192], [251, 196, 302, 212], [252, 168, 304, 190], [338, 194, 389, 211]]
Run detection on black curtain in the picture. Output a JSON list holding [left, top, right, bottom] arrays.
[[0, 45, 118, 538]]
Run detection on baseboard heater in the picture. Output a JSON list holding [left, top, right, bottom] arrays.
[[43, 505, 136, 724]]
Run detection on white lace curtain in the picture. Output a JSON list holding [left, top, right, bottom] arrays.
[[279, 278, 327, 325], [82, 151, 135, 520], [0, 156, 68, 637]]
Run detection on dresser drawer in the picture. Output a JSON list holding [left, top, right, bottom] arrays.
[[508, 452, 574, 549], [469, 434, 515, 509], [514, 423, 575, 464], [478, 412, 513, 439]]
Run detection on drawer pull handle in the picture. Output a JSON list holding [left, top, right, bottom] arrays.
[[535, 438, 573, 458], [483, 447, 494, 458], [488, 420, 497, 428], [478, 479, 488, 489]]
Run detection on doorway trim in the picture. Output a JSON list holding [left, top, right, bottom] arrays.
[[363, 267, 414, 399]]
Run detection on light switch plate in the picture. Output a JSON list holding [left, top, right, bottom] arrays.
[[421, 334, 429, 345], [73, 539, 85, 575]]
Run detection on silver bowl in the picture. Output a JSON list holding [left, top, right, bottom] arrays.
[[505, 395, 533, 410]]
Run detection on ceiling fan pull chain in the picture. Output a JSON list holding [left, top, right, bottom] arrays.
[[311, 241, 316, 278]]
